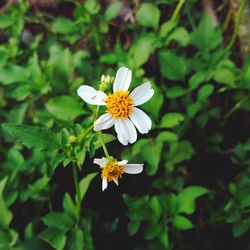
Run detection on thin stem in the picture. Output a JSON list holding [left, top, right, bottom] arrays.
[[224, 0, 247, 53], [72, 161, 81, 222], [100, 132, 110, 158], [78, 125, 93, 143], [94, 106, 100, 121], [224, 94, 249, 120], [171, 0, 186, 22]]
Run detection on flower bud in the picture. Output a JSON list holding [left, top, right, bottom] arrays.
[[99, 74, 114, 92]]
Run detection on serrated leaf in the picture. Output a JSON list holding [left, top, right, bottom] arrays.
[[45, 96, 86, 122], [63, 193, 78, 221], [2, 123, 59, 151], [42, 212, 73, 230], [160, 50, 188, 81], [40, 228, 66, 250]]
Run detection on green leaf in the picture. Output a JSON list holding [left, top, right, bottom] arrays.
[[0, 177, 13, 228], [42, 212, 73, 230], [128, 221, 140, 236], [176, 186, 209, 214], [150, 196, 162, 221], [166, 86, 186, 99], [158, 228, 169, 248], [232, 222, 249, 237], [63, 193, 78, 221], [0, 14, 14, 29], [172, 215, 193, 230], [67, 229, 84, 250], [94, 133, 116, 150], [128, 33, 156, 69], [104, 2, 122, 22], [168, 141, 195, 164], [0, 64, 29, 85], [136, 3, 160, 30], [197, 84, 214, 101], [160, 113, 184, 128], [187, 102, 201, 118], [2, 123, 59, 151], [144, 222, 161, 240], [189, 72, 206, 90], [191, 15, 222, 51], [166, 27, 190, 47], [40, 228, 66, 250], [143, 83, 164, 121], [156, 131, 178, 142], [52, 17, 75, 34], [214, 69, 235, 86], [159, 50, 188, 80], [45, 96, 86, 122], [141, 141, 163, 176], [79, 172, 98, 201], [159, 20, 177, 38]]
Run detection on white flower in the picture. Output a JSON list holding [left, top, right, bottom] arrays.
[[77, 67, 154, 145], [93, 157, 143, 191]]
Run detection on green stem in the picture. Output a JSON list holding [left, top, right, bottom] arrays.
[[224, 94, 249, 120], [78, 125, 93, 143], [224, 0, 247, 53], [94, 106, 100, 121], [99, 132, 110, 158], [72, 161, 81, 222], [171, 0, 186, 22]]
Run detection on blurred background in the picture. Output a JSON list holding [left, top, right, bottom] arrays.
[[1, 0, 250, 249]]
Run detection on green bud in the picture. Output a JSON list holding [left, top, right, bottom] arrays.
[[68, 135, 77, 144]]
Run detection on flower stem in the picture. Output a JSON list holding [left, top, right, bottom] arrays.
[[72, 161, 81, 222], [99, 131, 110, 158], [171, 0, 186, 22], [94, 106, 100, 121], [224, 0, 247, 53]]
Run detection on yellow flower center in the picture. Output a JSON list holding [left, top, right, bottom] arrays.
[[101, 162, 125, 182], [105, 91, 133, 118]]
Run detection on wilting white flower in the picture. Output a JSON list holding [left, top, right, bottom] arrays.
[[77, 67, 154, 145], [93, 157, 143, 191]]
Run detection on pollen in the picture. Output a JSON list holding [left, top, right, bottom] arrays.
[[105, 91, 133, 118], [101, 162, 125, 182]]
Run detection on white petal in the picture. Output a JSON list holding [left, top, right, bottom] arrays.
[[93, 157, 108, 168], [94, 113, 114, 131], [113, 67, 132, 92], [113, 179, 119, 186], [114, 118, 137, 145], [129, 107, 152, 134], [102, 178, 108, 191], [124, 164, 144, 174], [77, 85, 107, 105], [129, 82, 154, 106], [117, 160, 128, 166]]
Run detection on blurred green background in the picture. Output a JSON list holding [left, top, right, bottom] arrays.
[[1, 0, 250, 249]]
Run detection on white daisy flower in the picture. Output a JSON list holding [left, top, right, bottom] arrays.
[[93, 157, 143, 191], [77, 67, 154, 145]]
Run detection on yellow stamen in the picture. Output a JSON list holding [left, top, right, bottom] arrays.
[[105, 91, 133, 118], [101, 162, 125, 182]]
